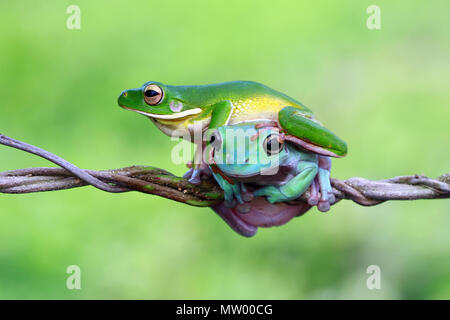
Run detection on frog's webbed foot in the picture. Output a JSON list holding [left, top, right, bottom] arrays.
[[223, 182, 255, 209], [210, 173, 253, 208], [240, 183, 254, 202], [183, 161, 212, 185], [307, 156, 335, 212], [234, 183, 254, 214], [183, 139, 213, 185]]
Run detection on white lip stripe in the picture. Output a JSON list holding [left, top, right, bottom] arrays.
[[123, 107, 202, 119]]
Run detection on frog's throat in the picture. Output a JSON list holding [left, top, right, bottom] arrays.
[[210, 164, 235, 185], [210, 147, 261, 179], [122, 106, 202, 120], [209, 148, 235, 184]]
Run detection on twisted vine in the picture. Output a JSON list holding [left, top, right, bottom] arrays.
[[1, 134, 449, 207]]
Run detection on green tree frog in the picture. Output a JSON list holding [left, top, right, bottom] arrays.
[[118, 81, 347, 184]]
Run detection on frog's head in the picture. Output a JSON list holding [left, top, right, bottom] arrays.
[[210, 124, 289, 178], [118, 81, 202, 120]]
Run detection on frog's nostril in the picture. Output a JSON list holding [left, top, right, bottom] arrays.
[[121, 91, 128, 97]]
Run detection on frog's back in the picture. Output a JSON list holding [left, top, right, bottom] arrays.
[[225, 81, 314, 123], [174, 81, 314, 123]]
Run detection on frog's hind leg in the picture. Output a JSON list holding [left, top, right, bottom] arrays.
[[253, 160, 318, 204], [278, 106, 347, 158]]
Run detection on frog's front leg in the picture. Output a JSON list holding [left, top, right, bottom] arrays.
[[317, 156, 336, 211], [308, 156, 335, 212], [184, 101, 234, 185], [183, 140, 211, 184], [253, 160, 318, 203], [210, 166, 244, 207]]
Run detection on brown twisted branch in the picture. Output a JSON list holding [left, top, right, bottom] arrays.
[[1, 134, 449, 207]]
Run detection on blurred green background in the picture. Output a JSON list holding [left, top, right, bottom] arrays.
[[0, 0, 449, 299]]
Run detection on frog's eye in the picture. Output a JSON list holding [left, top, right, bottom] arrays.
[[143, 84, 164, 105], [263, 134, 283, 156], [209, 131, 222, 147]]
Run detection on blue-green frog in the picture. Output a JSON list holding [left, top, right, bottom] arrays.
[[208, 123, 335, 236]]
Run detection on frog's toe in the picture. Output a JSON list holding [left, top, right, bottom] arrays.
[[307, 180, 320, 206], [316, 164, 335, 211], [318, 200, 331, 212], [252, 188, 265, 198], [187, 169, 202, 184], [318, 190, 335, 211], [188, 177, 201, 185], [230, 185, 244, 205], [236, 203, 251, 214], [266, 196, 279, 204], [240, 183, 254, 202], [328, 193, 336, 204], [183, 168, 194, 179], [224, 198, 237, 208], [242, 191, 254, 202], [308, 175, 335, 212], [184, 167, 211, 185]]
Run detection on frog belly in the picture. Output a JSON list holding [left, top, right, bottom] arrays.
[[151, 117, 211, 141], [227, 111, 278, 125]]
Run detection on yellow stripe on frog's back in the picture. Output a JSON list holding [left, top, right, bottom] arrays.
[[228, 95, 315, 124]]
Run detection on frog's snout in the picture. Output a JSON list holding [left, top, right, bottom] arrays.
[[118, 90, 128, 102], [117, 90, 128, 107], [117, 87, 145, 108]]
